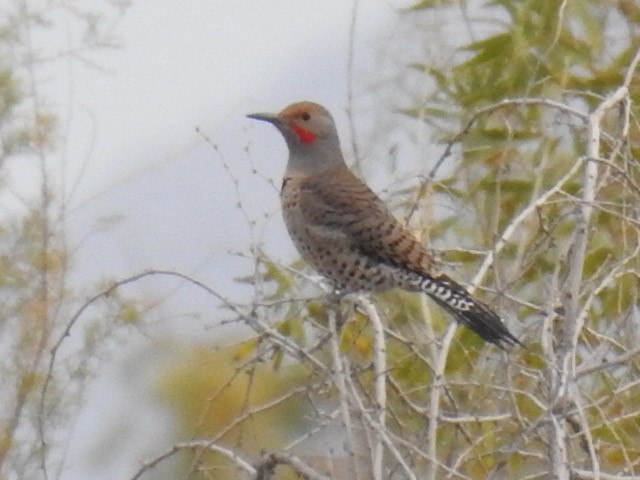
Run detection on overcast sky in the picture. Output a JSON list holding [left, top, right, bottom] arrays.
[[16, 1, 418, 478], [61, 0, 393, 283]]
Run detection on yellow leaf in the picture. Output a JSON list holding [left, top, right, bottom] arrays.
[[231, 337, 259, 362]]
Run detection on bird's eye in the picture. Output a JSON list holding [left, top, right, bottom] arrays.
[[301, 112, 311, 121]]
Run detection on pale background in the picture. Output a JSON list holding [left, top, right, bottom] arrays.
[[11, 1, 433, 478]]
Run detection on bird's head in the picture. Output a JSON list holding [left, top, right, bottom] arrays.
[[247, 101, 344, 172], [247, 101, 336, 146]]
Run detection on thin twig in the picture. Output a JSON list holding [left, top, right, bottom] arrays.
[[346, 0, 360, 166], [426, 324, 457, 480], [258, 452, 333, 480], [328, 307, 360, 480], [350, 295, 386, 480], [130, 440, 256, 480]]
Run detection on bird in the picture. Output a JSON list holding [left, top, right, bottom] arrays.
[[247, 101, 522, 349]]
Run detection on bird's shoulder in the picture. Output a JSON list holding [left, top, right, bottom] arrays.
[[290, 166, 389, 216]]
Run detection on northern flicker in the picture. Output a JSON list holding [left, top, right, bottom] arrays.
[[248, 101, 521, 348]]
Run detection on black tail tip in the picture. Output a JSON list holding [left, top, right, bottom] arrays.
[[491, 332, 525, 350], [456, 308, 524, 350]]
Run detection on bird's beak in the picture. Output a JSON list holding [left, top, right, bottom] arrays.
[[246, 112, 281, 125]]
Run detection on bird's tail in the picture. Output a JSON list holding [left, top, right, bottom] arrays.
[[416, 272, 522, 349]]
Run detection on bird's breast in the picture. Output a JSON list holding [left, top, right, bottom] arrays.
[[280, 175, 398, 291]]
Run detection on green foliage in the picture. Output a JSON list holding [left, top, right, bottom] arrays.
[[392, 0, 640, 477]]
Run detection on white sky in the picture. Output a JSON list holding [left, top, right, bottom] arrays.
[[16, 1, 419, 478]]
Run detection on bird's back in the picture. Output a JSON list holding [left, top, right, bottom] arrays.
[[281, 166, 434, 291]]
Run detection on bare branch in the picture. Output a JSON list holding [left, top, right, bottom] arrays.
[[348, 295, 387, 480], [130, 440, 256, 480], [257, 452, 333, 480], [328, 307, 361, 480]]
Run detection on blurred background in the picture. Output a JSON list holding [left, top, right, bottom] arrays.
[[4, 1, 640, 479], [5, 1, 426, 478]]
